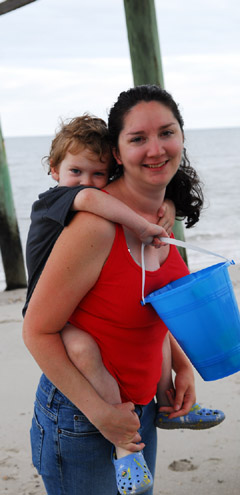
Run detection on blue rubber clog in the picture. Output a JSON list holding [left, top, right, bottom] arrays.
[[113, 450, 153, 495], [155, 403, 225, 430]]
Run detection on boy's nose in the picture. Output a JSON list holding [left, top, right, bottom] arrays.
[[80, 173, 93, 186]]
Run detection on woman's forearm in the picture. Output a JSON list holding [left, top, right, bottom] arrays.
[[168, 332, 196, 416], [169, 332, 193, 374]]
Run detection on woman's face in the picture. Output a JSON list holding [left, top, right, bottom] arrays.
[[114, 101, 184, 190]]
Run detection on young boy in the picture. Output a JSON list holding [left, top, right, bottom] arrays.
[[24, 115, 224, 492]]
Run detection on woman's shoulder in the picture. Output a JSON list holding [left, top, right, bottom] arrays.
[[50, 212, 117, 282], [66, 211, 116, 245]]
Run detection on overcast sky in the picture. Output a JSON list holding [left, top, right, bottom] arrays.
[[1, 0, 240, 137]]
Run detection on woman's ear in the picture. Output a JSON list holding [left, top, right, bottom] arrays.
[[112, 148, 123, 165]]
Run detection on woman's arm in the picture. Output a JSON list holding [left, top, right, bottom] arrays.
[[159, 333, 196, 418], [23, 212, 143, 450]]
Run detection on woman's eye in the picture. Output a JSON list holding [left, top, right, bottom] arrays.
[[131, 136, 144, 143], [161, 130, 174, 137]]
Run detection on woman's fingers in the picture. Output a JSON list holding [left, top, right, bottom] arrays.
[[117, 440, 145, 452], [97, 402, 142, 447]]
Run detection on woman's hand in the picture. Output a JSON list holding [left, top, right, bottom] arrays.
[[158, 367, 196, 419], [157, 199, 176, 235], [159, 333, 196, 418], [92, 401, 145, 452], [173, 367, 196, 417]]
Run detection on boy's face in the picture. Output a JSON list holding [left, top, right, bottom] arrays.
[[51, 147, 109, 188]]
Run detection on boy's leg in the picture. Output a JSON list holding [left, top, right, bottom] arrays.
[[62, 325, 153, 493], [61, 324, 121, 404], [156, 332, 174, 407], [61, 325, 137, 458]]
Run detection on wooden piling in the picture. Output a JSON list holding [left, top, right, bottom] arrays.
[[123, 0, 188, 264], [0, 122, 27, 289], [0, 0, 37, 17], [124, 0, 164, 87]]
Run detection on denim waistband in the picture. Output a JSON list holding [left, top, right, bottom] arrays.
[[37, 374, 77, 407], [37, 374, 144, 418]]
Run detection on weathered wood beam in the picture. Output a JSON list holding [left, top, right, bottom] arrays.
[[0, 122, 27, 289], [0, 0, 37, 16], [123, 0, 188, 264], [124, 0, 164, 87]]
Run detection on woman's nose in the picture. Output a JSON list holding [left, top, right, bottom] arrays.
[[146, 138, 164, 157]]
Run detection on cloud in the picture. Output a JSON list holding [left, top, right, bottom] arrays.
[[0, 58, 133, 136], [163, 53, 240, 128], [0, 0, 239, 136], [1, 51, 239, 136]]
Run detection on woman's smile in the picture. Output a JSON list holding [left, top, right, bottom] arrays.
[[142, 159, 169, 169]]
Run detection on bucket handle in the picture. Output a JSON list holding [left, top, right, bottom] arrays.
[[141, 237, 234, 305]]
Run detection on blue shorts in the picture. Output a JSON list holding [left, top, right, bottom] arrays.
[[30, 374, 157, 495]]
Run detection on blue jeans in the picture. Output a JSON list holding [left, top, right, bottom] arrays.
[[30, 374, 157, 495]]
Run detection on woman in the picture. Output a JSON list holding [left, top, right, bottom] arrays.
[[23, 85, 202, 495]]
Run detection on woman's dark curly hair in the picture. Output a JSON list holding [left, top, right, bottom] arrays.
[[108, 85, 203, 228]]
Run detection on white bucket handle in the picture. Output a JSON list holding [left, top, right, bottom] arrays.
[[141, 237, 234, 305]]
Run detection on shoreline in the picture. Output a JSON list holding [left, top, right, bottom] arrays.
[[1, 262, 240, 494]]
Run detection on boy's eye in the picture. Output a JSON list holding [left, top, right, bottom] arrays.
[[94, 171, 107, 177], [71, 168, 81, 175]]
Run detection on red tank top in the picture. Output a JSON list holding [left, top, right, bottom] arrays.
[[69, 224, 189, 404]]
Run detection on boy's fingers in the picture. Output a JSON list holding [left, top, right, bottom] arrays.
[[157, 205, 166, 218]]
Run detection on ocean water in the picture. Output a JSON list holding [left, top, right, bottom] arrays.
[[0, 128, 239, 290]]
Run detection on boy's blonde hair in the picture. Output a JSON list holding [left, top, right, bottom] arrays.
[[45, 114, 114, 177]]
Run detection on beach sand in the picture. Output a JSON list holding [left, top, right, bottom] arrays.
[[1, 263, 240, 495]]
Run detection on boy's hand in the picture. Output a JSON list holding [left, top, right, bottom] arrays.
[[157, 199, 176, 235], [138, 223, 169, 248]]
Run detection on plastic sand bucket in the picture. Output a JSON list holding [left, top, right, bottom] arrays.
[[141, 239, 240, 381]]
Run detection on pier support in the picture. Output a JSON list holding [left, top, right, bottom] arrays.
[[123, 0, 188, 264], [0, 123, 27, 289]]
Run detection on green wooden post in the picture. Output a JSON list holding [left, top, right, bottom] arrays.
[[124, 0, 164, 87], [123, 0, 188, 264], [0, 122, 27, 290]]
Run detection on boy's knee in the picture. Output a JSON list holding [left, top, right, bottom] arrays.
[[62, 326, 101, 372]]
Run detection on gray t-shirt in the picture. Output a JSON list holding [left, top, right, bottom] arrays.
[[22, 185, 93, 316]]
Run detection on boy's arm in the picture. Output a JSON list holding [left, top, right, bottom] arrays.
[[72, 187, 168, 246]]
